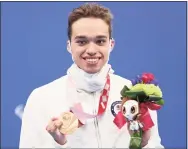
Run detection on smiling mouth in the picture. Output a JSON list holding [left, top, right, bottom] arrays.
[[83, 57, 101, 64]]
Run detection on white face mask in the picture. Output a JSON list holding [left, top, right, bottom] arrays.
[[67, 63, 114, 92]]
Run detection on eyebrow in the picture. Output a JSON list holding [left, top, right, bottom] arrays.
[[74, 35, 107, 40], [74, 36, 87, 40]]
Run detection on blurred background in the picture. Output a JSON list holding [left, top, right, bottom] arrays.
[[1, 1, 187, 148]]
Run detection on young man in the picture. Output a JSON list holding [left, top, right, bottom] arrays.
[[19, 3, 164, 148]]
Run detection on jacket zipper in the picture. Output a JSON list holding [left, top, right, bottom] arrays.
[[92, 92, 102, 148]]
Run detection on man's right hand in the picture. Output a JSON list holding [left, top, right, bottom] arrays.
[[46, 117, 67, 145]]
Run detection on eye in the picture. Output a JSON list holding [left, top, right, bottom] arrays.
[[96, 39, 106, 45], [131, 106, 136, 114], [123, 106, 126, 114], [76, 40, 87, 46]]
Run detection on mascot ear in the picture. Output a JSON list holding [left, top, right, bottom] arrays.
[[121, 97, 128, 110], [120, 85, 130, 97]]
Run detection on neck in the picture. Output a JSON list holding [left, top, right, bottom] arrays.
[[67, 63, 114, 92]]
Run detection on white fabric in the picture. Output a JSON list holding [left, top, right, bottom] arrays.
[[67, 63, 114, 93], [19, 72, 164, 148]]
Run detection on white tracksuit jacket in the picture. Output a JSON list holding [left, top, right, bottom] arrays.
[[19, 74, 164, 148]]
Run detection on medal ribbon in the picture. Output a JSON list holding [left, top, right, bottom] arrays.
[[69, 74, 110, 124]]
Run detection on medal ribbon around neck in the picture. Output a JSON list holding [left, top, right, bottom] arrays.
[[69, 73, 111, 125], [59, 72, 111, 135]]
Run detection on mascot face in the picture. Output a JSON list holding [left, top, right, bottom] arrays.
[[121, 100, 139, 121]]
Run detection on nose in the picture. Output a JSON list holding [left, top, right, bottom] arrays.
[[86, 43, 97, 56], [126, 115, 132, 121]]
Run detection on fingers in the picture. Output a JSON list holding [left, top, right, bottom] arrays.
[[46, 116, 67, 145], [46, 117, 62, 133], [54, 119, 63, 129], [51, 117, 58, 121], [46, 122, 56, 133], [141, 129, 151, 147]]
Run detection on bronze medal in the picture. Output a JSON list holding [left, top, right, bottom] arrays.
[[59, 112, 79, 135]]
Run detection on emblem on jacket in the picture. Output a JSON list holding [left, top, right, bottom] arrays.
[[110, 101, 121, 117]]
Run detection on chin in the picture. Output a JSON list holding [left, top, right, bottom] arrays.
[[83, 66, 102, 74], [85, 69, 100, 74], [77, 60, 106, 74]]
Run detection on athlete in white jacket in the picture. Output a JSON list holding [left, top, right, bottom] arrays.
[[19, 3, 164, 148]]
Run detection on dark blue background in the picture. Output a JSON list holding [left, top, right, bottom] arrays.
[[1, 2, 187, 148]]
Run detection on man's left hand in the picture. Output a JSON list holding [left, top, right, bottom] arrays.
[[127, 122, 151, 147]]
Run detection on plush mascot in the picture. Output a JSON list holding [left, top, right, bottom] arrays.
[[113, 73, 164, 149]]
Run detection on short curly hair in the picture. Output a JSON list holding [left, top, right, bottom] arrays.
[[68, 3, 113, 40]]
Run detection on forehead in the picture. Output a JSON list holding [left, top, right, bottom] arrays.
[[71, 18, 109, 39], [124, 100, 138, 107]]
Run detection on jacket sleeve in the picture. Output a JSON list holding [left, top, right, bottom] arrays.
[[143, 110, 164, 148], [19, 89, 68, 148]]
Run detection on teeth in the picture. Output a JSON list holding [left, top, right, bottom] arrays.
[[85, 58, 99, 64], [87, 59, 97, 62]]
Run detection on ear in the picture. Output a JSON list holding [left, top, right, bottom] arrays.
[[120, 97, 129, 109], [109, 38, 115, 52], [67, 40, 72, 54]]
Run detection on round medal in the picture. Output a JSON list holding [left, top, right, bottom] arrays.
[[59, 112, 79, 135]]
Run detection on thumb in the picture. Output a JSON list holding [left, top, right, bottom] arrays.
[[54, 120, 63, 129]]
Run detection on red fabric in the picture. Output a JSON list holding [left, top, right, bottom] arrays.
[[138, 109, 154, 131], [144, 102, 162, 110], [97, 74, 110, 115], [113, 101, 161, 131], [113, 111, 126, 129], [139, 102, 162, 131]]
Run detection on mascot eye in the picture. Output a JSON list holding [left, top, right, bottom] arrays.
[[123, 107, 126, 114], [131, 106, 135, 114]]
